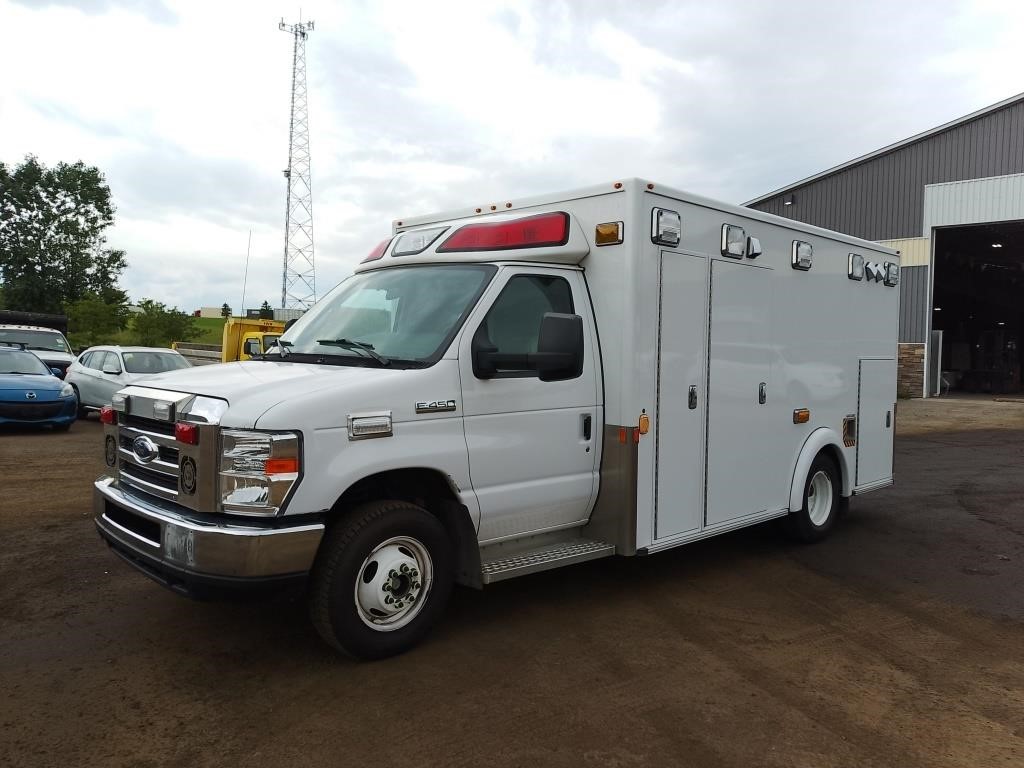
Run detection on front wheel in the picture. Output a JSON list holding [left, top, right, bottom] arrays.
[[784, 454, 841, 543], [309, 500, 454, 660]]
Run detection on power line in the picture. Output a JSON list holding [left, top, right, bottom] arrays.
[[279, 17, 316, 310]]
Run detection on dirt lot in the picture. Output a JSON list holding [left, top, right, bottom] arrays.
[[2, 398, 1023, 768]]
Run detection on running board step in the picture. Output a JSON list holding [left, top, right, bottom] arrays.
[[481, 539, 615, 584]]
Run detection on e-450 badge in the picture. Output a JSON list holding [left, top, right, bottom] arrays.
[[415, 399, 457, 413]]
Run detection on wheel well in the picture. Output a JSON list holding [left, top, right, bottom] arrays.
[[817, 444, 846, 492], [328, 468, 482, 589]]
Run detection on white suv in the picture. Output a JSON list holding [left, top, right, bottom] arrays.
[[66, 346, 190, 414]]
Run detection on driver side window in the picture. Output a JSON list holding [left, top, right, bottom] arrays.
[[474, 274, 574, 378]]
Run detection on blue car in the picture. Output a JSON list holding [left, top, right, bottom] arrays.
[[0, 346, 78, 431]]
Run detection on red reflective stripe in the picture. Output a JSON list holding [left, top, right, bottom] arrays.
[[437, 212, 569, 252]]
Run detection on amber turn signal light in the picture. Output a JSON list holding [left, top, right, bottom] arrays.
[[793, 409, 810, 424]]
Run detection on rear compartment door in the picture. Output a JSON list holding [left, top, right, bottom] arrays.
[[856, 358, 896, 487]]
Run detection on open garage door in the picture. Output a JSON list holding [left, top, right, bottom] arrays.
[[932, 221, 1024, 394]]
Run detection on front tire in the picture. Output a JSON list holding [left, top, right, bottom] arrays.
[[309, 500, 454, 660], [784, 454, 841, 543]]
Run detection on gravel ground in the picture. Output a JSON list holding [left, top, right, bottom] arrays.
[[1, 399, 1022, 768]]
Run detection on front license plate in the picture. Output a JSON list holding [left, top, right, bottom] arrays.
[[163, 525, 195, 566]]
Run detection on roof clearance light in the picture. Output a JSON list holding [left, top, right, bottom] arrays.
[[848, 253, 865, 281], [361, 238, 392, 263], [437, 212, 570, 253], [595, 221, 623, 246], [392, 226, 449, 257]]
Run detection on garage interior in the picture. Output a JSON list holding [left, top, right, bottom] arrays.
[[933, 220, 1024, 393]]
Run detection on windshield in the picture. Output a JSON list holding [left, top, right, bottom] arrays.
[[0, 329, 70, 354], [280, 265, 496, 365], [122, 351, 190, 374], [0, 349, 51, 375]]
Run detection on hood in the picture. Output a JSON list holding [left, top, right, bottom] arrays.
[[134, 360, 420, 428], [0, 372, 65, 395]]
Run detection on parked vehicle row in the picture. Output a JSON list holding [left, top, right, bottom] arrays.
[[0, 342, 191, 432]]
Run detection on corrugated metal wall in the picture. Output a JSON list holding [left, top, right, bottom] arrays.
[[749, 98, 1024, 240], [923, 173, 1024, 231], [899, 266, 929, 343]]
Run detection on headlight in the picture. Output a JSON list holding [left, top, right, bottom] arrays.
[[219, 430, 301, 516], [60, 383, 75, 398]]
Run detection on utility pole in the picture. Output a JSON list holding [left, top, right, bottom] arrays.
[[279, 16, 316, 310]]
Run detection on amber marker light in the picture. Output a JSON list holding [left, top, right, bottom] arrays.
[[793, 409, 810, 424], [265, 457, 299, 474], [595, 221, 624, 246], [638, 413, 650, 435]]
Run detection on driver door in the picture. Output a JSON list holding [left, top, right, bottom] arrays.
[[458, 267, 601, 543]]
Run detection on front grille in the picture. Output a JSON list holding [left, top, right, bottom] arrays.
[[117, 414, 181, 499], [0, 401, 64, 420], [121, 414, 175, 436], [120, 460, 178, 492]]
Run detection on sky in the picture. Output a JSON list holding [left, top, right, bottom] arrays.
[[1, 0, 1023, 312]]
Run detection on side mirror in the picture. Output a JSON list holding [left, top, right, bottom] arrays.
[[102, 363, 122, 375], [50, 367, 62, 377], [471, 313, 584, 382], [536, 312, 584, 382]]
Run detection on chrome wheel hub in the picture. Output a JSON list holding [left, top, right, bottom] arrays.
[[807, 470, 834, 527], [354, 536, 433, 632]]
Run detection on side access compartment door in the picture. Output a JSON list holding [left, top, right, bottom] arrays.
[[856, 358, 896, 487], [655, 251, 709, 539], [458, 267, 602, 543], [705, 259, 783, 526]]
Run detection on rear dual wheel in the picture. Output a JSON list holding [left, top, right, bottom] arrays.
[[309, 500, 453, 660]]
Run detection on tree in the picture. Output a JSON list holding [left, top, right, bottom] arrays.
[[259, 300, 274, 320], [221, 303, 232, 318], [132, 299, 198, 347], [0, 155, 128, 314], [67, 292, 130, 347]]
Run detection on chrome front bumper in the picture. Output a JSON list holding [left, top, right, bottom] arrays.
[[94, 476, 324, 593]]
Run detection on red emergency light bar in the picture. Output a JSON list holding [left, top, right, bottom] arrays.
[[437, 211, 570, 253], [361, 238, 392, 263]]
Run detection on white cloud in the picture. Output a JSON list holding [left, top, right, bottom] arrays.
[[2, 0, 1023, 312]]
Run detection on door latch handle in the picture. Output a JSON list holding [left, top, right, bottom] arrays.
[[758, 382, 767, 405], [688, 385, 697, 410], [582, 414, 592, 441]]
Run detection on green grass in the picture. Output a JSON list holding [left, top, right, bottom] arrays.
[[192, 317, 226, 345]]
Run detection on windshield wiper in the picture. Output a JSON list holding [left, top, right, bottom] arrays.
[[315, 338, 390, 366]]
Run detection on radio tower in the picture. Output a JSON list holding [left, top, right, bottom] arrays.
[[279, 16, 316, 310]]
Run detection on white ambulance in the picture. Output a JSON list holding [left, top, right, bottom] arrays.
[[94, 179, 899, 659]]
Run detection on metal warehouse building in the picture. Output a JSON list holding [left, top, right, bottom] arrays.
[[746, 92, 1024, 398]]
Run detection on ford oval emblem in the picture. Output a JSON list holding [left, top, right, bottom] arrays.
[[132, 435, 159, 464]]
